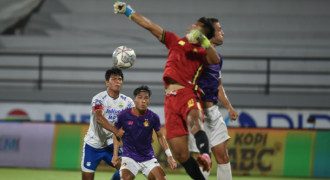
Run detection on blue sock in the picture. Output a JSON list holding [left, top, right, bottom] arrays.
[[110, 170, 120, 180]]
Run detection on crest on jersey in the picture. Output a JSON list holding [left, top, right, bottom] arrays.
[[144, 119, 149, 127], [122, 162, 127, 166], [187, 98, 194, 108], [118, 102, 124, 108]]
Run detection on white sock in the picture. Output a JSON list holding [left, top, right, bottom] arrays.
[[199, 166, 210, 180], [217, 162, 232, 180]]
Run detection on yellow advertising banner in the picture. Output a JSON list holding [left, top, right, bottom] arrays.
[[228, 128, 286, 176]]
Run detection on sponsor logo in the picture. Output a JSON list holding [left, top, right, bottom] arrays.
[[178, 40, 185, 46], [187, 99, 194, 108], [128, 121, 133, 125], [0, 135, 20, 152], [5, 109, 30, 121]]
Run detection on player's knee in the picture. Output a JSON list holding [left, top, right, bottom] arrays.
[[173, 151, 190, 163], [217, 153, 229, 164]]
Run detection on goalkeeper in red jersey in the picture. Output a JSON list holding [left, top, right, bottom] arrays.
[[114, 2, 220, 179]]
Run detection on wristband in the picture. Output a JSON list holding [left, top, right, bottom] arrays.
[[124, 5, 135, 19], [165, 149, 172, 157]]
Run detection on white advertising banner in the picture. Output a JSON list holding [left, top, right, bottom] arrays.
[[0, 102, 329, 129], [0, 122, 55, 168], [0, 102, 165, 124]]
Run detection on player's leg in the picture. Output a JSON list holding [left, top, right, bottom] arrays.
[[187, 108, 211, 171], [164, 90, 206, 180], [168, 136, 205, 180], [212, 141, 232, 180], [81, 143, 102, 180], [121, 169, 135, 180], [147, 166, 166, 180], [120, 157, 140, 180], [206, 105, 232, 180], [141, 158, 166, 180]]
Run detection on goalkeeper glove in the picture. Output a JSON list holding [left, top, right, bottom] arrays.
[[185, 29, 211, 49], [113, 1, 135, 19]]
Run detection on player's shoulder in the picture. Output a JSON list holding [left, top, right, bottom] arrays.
[[118, 108, 132, 117], [92, 90, 107, 101], [163, 30, 180, 42], [119, 93, 133, 102], [147, 109, 160, 119]]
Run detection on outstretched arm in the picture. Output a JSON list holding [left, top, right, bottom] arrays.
[[114, 1, 164, 41], [156, 130, 177, 169], [218, 78, 238, 122]]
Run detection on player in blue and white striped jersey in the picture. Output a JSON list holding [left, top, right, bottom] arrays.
[[81, 67, 135, 180]]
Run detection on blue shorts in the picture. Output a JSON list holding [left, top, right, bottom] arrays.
[[81, 143, 122, 172]]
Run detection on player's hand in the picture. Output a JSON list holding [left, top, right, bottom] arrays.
[[113, 1, 135, 18], [228, 108, 238, 121], [111, 155, 120, 167], [113, 1, 126, 14], [115, 127, 125, 138], [185, 29, 211, 48], [167, 156, 177, 170]]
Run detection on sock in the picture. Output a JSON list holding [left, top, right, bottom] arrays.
[[110, 170, 120, 180], [181, 156, 206, 180], [199, 166, 210, 180], [194, 130, 210, 155], [217, 162, 232, 180]]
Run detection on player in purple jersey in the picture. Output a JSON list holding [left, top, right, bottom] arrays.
[[112, 85, 177, 180], [189, 18, 238, 180]]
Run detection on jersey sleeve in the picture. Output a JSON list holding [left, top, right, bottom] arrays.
[[161, 30, 180, 49], [91, 96, 104, 112], [153, 113, 161, 132], [127, 97, 135, 109]]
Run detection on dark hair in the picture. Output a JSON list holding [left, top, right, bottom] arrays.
[[197, 17, 215, 39], [105, 67, 124, 81], [133, 85, 152, 97], [207, 17, 219, 24]]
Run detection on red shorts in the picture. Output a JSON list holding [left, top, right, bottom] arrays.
[[164, 88, 204, 139]]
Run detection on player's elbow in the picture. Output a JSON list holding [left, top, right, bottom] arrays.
[[207, 54, 220, 65]]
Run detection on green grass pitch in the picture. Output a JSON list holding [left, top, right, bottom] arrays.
[[1, 168, 328, 180]]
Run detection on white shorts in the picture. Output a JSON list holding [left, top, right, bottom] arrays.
[[120, 157, 161, 177], [189, 105, 230, 153]]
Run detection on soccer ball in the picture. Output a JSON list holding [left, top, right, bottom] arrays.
[[112, 46, 136, 69]]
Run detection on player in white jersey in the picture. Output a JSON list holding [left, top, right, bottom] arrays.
[[81, 67, 135, 180]]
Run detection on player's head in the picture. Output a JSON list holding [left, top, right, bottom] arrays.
[[133, 85, 151, 111], [188, 17, 215, 40], [105, 67, 124, 92], [207, 18, 224, 46]]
